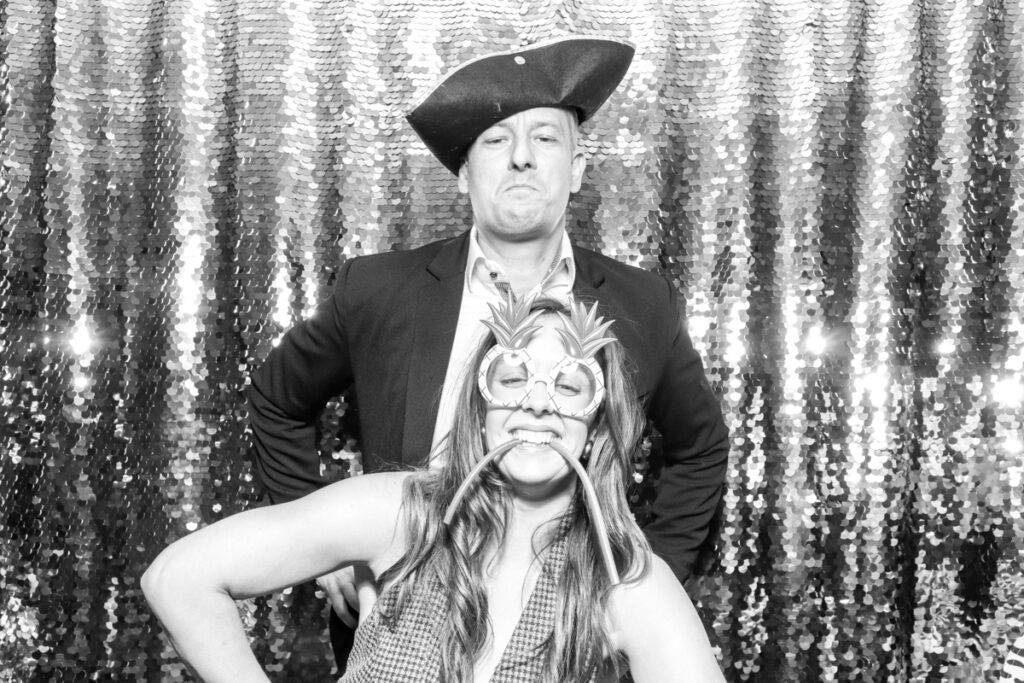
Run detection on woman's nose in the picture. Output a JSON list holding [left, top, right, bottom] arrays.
[[520, 379, 553, 414]]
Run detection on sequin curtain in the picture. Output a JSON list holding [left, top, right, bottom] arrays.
[[1, 0, 1021, 680]]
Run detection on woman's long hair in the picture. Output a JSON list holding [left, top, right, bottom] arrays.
[[377, 301, 650, 682]]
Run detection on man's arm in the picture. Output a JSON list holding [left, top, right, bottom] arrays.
[[247, 260, 356, 504], [642, 280, 730, 583]]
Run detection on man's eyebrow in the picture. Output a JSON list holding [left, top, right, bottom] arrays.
[[532, 116, 567, 128], [482, 118, 567, 134], [481, 121, 512, 135]]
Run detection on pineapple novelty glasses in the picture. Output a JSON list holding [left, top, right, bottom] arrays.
[[477, 294, 615, 420]]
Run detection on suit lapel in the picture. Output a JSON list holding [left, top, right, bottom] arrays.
[[570, 246, 653, 398], [400, 233, 470, 464], [573, 248, 643, 390], [571, 245, 605, 302]]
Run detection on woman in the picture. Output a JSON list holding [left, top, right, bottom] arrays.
[[143, 295, 724, 682]]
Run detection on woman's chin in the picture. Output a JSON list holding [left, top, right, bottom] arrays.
[[498, 449, 575, 490]]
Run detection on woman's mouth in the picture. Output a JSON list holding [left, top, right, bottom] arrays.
[[510, 430, 556, 445]]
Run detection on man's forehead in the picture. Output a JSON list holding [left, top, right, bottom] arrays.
[[482, 107, 577, 132]]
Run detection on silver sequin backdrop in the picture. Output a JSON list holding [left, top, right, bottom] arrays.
[[1, 0, 1022, 681]]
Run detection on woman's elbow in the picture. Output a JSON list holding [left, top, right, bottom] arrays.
[[142, 543, 202, 615], [142, 549, 172, 610]]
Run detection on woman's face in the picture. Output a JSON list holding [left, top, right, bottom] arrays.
[[482, 314, 597, 495]]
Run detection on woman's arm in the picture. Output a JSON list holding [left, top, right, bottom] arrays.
[[609, 555, 725, 683], [141, 471, 409, 682]]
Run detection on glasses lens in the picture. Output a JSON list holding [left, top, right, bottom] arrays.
[[549, 360, 598, 415], [485, 351, 530, 406]]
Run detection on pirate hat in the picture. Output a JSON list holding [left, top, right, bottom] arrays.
[[407, 36, 635, 174]]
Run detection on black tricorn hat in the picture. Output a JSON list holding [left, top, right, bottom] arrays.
[[406, 36, 635, 175]]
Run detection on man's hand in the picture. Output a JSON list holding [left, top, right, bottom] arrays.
[[316, 567, 360, 628], [315, 565, 378, 629]]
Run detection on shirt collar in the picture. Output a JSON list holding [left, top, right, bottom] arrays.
[[465, 225, 576, 297]]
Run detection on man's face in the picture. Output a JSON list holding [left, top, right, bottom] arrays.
[[458, 107, 585, 244]]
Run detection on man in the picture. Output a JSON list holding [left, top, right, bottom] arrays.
[[248, 36, 729, 669]]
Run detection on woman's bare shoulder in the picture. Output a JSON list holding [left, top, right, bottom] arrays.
[[608, 554, 682, 616], [607, 555, 724, 682]]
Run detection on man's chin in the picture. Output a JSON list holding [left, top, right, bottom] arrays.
[[490, 216, 556, 240]]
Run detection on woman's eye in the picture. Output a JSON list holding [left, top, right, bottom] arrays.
[[556, 382, 581, 396], [499, 376, 526, 388], [554, 369, 590, 396]]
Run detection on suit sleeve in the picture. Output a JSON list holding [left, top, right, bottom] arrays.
[[643, 279, 729, 583], [247, 260, 356, 504]]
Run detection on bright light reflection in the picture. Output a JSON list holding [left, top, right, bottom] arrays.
[[403, 6, 445, 94], [273, 265, 292, 330], [1005, 435, 1023, 455], [173, 231, 204, 373], [177, 265, 202, 310], [866, 370, 888, 407], [723, 304, 746, 365], [937, 338, 955, 355], [993, 378, 1024, 406], [806, 326, 827, 356], [687, 313, 710, 342], [70, 322, 92, 356], [73, 375, 89, 390]]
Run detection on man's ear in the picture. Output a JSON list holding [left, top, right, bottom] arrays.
[[458, 162, 470, 194], [570, 151, 586, 193]]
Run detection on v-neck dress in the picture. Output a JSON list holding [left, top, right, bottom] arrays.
[[339, 528, 598, 683]]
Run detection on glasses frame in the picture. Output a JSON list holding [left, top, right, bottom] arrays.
[[477, 345, 606, 419]]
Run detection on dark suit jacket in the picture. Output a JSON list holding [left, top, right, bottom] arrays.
[[248, 231, 728, 581]]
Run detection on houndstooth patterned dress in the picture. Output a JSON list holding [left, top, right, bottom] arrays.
[[339, 527, 599, 683]]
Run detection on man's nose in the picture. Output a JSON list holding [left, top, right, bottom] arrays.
[[509, 135, 535, 171]]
